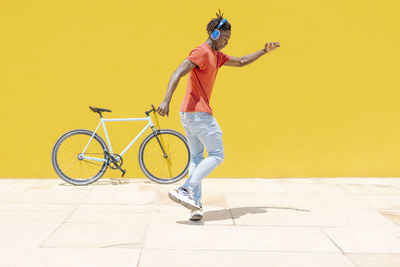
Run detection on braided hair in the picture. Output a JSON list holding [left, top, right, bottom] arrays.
[[206, 9, 231, 34]]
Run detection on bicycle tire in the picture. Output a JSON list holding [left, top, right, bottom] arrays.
[[51, 129, 109, 185], [138, 129, 190, 184]]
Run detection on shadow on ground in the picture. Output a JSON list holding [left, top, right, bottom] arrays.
[[58, 178, 132, 186], [177, 206, 309, 225]]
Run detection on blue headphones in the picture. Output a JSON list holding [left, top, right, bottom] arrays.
[[211, 18, 228, 40]]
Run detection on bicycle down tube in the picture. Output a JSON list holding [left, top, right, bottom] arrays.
[[80, 116, 154, 162]]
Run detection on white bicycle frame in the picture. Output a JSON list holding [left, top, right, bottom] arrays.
[[79, 115, 155, 163]]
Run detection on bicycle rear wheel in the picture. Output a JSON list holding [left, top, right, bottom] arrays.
[[139, 129, 190, 184], [51, 129, 109, 185]]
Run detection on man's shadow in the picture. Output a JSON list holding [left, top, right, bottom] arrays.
[[177, 206, 309, 225]]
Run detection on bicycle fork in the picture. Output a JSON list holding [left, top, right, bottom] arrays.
[[152, 127, 168, 159], [151, 127, 173, 178]]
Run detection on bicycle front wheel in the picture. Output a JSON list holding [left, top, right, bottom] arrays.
[[51, 129, 109, 185], [139, 129, 190, 184]]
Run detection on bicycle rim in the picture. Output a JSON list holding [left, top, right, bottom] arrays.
[[141, 131, 189, 183], [54, 131, 107, 184]]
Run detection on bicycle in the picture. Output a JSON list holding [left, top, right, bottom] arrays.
[[51, 105, 190, 185]]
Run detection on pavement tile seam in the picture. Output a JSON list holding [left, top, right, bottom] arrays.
[[74, 202, 158, 209], [154, 223, 400, 229], [322, 227, 400, 254], [140, 248, 340, 253], [81, 190, 157, 205], [0, 186, 29, 202], [224, 193, 236, 225], [63, 221, 155, 225], [344, 254, 363, 267], [337, 184, 359, 195], [38, 199, 85, 248], [341, 191, 400, 197], [79, 201, 156, 206], [8, 188, 93, 205], [154, 189, 162, 206], [0, 210, 72, 223], [355, 195, 400, 199], [320, 227, 346, 254], [0, 203, 76, 211], [353, 196, 400, 210], [0, 247, 142, 267], [225, 194, 371, 210], [135, 223, 150, 267], [174, 221, 236, 226], [74, 202, 158, 207], [378, 209, 400, 212], [146, 224, 340, 253], [222, 224, 400, 228], [40, 222, 148, 249], [379, 210, 400, 227], [138, 248, 374, 259], [140, 249, 400, 255], [69, 210, 156, 215], [137, 251, 358, 267], [319, 225, 400, 229], [99, 243, 143, 249], [345, 252, 400, 258]]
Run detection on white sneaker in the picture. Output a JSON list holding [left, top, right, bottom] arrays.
[[190, 208, 203, 221], [168, 186, 201, 211]]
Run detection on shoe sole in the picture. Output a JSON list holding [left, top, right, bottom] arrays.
[[189, 214, 203, 221], [168, 190, 198, 211]]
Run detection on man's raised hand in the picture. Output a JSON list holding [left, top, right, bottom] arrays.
[[264, 42, 280, 53]]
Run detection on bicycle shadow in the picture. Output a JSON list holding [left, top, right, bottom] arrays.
[[176, 206, 309, 225], [58, 178, 131, 187]]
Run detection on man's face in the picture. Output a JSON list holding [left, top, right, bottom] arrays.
[[215, 30, 231, 51]]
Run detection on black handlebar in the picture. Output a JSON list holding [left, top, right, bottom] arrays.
[[145, 105, 156, 116]]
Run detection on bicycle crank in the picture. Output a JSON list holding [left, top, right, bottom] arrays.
[[107, 153, 126, 177]]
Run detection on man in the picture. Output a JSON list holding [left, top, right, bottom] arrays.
[[157, 11, 280, 221]]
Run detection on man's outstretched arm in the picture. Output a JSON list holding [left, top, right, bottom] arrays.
[[157, 59, 197, 117], [225, 42, 280, 67]]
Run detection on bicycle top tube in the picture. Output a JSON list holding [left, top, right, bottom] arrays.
[[97, 104, 156, 124], [102, 118, 150, 122]]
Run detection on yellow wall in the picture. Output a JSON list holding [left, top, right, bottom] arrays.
[[1, 0, 399, 178]]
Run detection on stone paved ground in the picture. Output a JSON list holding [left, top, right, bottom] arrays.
[[1, 178, 400, 266]]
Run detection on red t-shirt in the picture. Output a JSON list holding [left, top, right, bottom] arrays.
[[180, 42, 230, 115]]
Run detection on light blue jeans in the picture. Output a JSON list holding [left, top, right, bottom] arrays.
[[180, 112, 224, 204]]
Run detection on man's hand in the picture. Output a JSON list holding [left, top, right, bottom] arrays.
[[264, 42, 280, 53], [157, 101, 170, 117]]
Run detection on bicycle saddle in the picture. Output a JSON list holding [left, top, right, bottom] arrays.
[[89, 106, 112, 113]]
